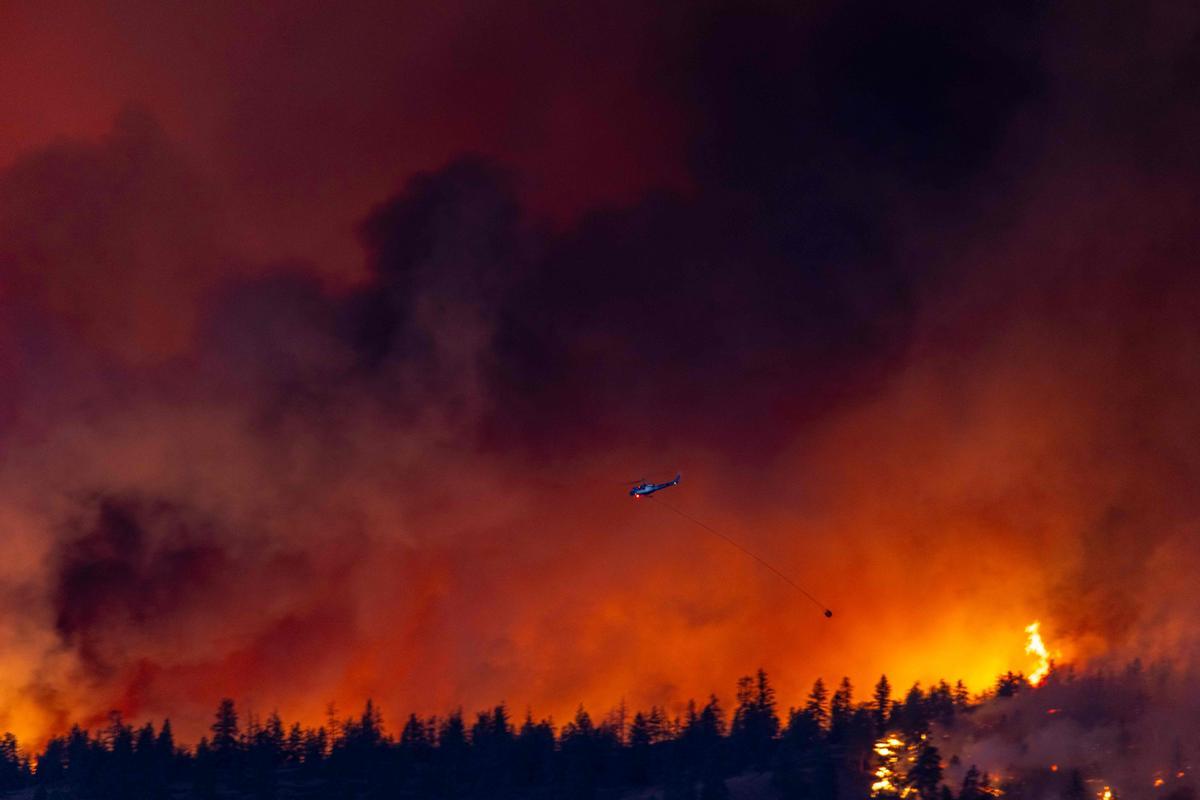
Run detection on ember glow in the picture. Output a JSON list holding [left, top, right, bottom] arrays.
[[871, 735, 914, 798]]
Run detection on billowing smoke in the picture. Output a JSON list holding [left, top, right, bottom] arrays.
[[0, 0, 1198, 768], [934, 664, 1200, 799]]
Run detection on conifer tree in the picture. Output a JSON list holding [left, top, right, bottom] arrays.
[[960, 765, 982, 800], [873, 675, 892, 734], [953, 680, 971, 710], [805, 678, 830, 730], [908, 743, 943, 800], [830, 678, 853, 740], [211, 698, 240, 768]]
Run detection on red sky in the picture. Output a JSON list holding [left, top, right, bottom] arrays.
[[0, 1, 689, 284]]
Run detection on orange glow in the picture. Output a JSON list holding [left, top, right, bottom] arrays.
[[0, 439, 1095, 746], [871, 734, 917, 798]]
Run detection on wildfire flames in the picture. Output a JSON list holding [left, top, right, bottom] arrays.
[[1025, 621, 1055, 686], [871, 735, 916, 798], [924, 622, 1200, 800]]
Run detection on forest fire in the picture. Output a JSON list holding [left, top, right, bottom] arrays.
[[870, 735, 915, 798], [2, 1, 1200, 798], [1025, 621, 1055, 686]]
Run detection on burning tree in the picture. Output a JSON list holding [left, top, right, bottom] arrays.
[[871, 733, 921, 798]]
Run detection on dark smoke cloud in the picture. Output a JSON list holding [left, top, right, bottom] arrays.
[[0, 107, 233, 363], [687, 1, 1045, 199], [937, 664, 1200, 799], [473, 0, 1049, 462], [54, 496, 232, 677]]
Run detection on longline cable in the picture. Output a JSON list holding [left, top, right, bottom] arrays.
[[646, 494, 833, 619]]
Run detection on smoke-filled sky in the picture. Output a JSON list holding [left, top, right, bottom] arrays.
[[2, 0, 1200, 745]]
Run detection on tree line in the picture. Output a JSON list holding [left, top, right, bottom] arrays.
[[1, 669, 1032, 799]]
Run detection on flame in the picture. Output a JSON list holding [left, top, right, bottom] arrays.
[[1025, 621, 1056, 686], [1099, 787, 1114, 800], [1154, 779, 1165, 788], [871, 734, 918, 798]]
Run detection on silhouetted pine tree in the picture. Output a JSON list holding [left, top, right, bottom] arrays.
[[996, 671, 1027, 697], [960, 764, 983, 800], [928, 680, 955, 726], [132, 722, 160, 799], [873, 675, 892, 735], [246, 710, 284, 800], [98, 710, 134, 799], [953, 680, 971, 710], [156, 719, 177, 783], [909, 743, 943, 800], [627, 711, 656, 786], [731, 669, 780, 770], [774, 703, 836, 800], [0, 732, 25, 793], [302, 726, 328, 776], [37, 736, 66, 786], [829, 677, 854, 744], [193, 737, 217, 800], [436, 710, 470, 797], [63, 724, 94, 794], [898, 683, 930, 735], [805, 678, 830, 731], [285, 722, 304, 765], [560, 706, 603, 800], [514, 711, 554, 789], [470, 705, 514, 796], [681, 694, 726, 778], [211, 698, 241, 771]]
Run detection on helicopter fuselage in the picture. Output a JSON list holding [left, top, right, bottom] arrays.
[[629, 473, 681, 497]]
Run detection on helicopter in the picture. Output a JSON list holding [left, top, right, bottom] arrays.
[[628, 473, 681, 498], [625, 471, 833, 618]]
